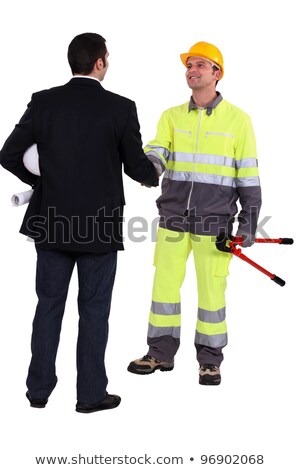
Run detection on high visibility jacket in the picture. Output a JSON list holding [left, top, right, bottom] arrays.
[[145, 94, 262, 236]]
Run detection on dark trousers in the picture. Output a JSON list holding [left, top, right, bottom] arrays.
[[26, 246, 117, 404]]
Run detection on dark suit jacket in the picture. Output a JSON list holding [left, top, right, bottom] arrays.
[[0, 78, 158, 252]]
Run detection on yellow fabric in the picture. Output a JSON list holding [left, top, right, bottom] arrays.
[[196, 319, 227, 336], [152, 228, 191, 304], [237, 167, 259, 178], [149, 228, 231, 333], [149, 312, 181, 328], [145, 99, 258, 165], [167, 160, 236, 177]]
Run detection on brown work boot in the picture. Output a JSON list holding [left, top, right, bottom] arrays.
[[199, 364, 221, 385], [127, 354, 174, 375]]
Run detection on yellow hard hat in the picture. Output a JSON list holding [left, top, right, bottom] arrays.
[[180, 41, 224, 79]]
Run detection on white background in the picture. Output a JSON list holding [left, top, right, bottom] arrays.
[[0, 0, 299, 468]]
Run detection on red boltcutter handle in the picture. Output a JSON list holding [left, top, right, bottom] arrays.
[[216, 234, 294, 287]]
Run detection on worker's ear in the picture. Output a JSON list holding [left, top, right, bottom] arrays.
[[215, 69, 222, 81]]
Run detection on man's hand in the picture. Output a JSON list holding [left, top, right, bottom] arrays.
[[141, 167, 160, 188], [236, 229, 255, 248]]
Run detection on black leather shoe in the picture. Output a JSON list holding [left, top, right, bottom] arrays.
[[76, 393, 121, 413], [26, 391, 48, 408]]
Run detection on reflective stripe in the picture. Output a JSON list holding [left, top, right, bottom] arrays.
[[198, 307, 226, 323], [149, 312, 181, 327], [174, 128, 192, 135], [152, 301, 181, 315], [148, 325, 181, 339], [196, 319, 227, 336], [164, 169, 236, 187], [146, 146, 170, 164], [169, 152, 235, 168], [195, 331, 228, 348], [147, 154, 165, 176], [167, 159, 235, 177], [146, 145, 170, 158], [235, 158, 258, 169], [206, 131, 234, 138], [146, 150, 168, 167], [236, 176, 260, 187]]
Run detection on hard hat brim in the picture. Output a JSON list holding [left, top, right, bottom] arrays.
[[180, 52, 224, 79]]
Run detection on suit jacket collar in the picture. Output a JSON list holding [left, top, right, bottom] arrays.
[[67, 77, 102, 88]]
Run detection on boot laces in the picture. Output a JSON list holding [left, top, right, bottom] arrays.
[[143, 354, 160, 363], [201, 364, 218, 372]]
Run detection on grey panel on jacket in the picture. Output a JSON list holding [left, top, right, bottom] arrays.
[[155, 178, 261, 236]]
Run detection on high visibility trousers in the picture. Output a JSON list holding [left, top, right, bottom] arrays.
[[147, 228, 232, 366]]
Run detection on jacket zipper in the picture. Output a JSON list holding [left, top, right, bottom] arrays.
[[186, 109, 202, 212]]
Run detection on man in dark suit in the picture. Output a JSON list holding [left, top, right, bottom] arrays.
[[0, 33, 158, 413]]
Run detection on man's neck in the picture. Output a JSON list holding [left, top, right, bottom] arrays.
[[192, 89, 218, 108], [73, 73, 101, 83]]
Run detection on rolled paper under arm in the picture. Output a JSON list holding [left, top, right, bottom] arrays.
[[11, 189, 34, 206]]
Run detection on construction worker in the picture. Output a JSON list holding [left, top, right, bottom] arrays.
[[128, 41, 262, 385]]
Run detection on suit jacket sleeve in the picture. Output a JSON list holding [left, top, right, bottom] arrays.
[[0, 98, 39, 187], [119, 102, 158, 187]]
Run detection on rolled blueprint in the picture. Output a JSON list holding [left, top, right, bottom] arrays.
[[11, 144, 39, 206], [11, 189, 34, 206]]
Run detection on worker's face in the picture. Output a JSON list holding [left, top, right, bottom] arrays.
[[185, 57, 220, 91]]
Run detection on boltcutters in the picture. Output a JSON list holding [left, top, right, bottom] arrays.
[[216, 234, 294, 287]]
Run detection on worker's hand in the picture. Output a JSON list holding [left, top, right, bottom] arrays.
[[235, 229, 255, 247]]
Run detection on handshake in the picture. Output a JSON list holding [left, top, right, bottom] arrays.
[[11, 144, 160, 205]]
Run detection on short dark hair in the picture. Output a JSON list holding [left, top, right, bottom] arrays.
[[68, 33, 107, 75]]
